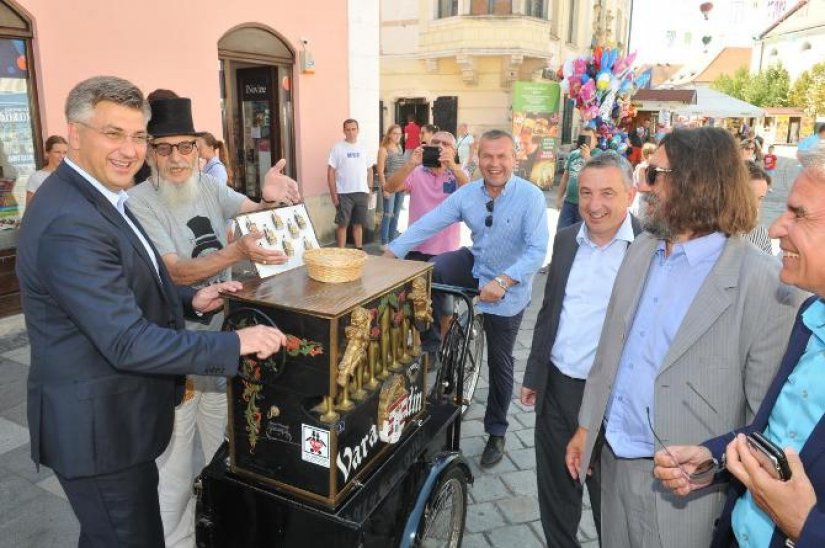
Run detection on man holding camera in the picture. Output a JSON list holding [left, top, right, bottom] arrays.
[[383, 130, 469, 261], [654, 140, 825, 548]]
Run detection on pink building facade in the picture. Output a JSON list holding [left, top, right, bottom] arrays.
[[0, 0, 378, 315]]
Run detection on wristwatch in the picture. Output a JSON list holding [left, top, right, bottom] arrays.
[[494, 276, 508, 291]]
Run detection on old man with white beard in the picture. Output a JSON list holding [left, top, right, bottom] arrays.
[[127, 96, 301, 548]]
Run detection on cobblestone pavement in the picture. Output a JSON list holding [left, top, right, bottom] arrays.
[[0, 146, 800, 547]]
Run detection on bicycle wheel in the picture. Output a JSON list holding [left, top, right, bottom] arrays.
[[435, 316, 463, 399], [458, 311, 484, 415], [454, 299, 484, 415], [415, 465, 468, 548]]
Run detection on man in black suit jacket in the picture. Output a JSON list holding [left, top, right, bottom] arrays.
[[17, 76, 286, 547], [521, 152, 642, 547]]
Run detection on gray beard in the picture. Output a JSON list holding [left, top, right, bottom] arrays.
[[641, 192, 672, 239], [156, 173, 200, 209]]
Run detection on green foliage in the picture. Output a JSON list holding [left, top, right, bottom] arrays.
[[789, 62, 825, 117], [711, 64, 790, 107], [712, 67, 751, 100]]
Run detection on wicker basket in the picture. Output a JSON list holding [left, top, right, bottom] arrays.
[[303, 248, 368, 283]]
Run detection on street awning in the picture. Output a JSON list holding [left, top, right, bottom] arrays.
[[673, 87, 764, 118]]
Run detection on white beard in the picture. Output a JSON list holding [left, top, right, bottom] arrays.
[[156, 173, 200, 209]]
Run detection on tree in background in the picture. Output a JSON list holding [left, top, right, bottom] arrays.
[[712, 64, 790, 108], [746, 64, 790, 107], [789, 62, 825, 117], [713, 67, 751, 102]]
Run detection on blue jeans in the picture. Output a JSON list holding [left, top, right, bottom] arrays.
[[380, 192, 405, 244], [432, 248, 525, 436], [557, 200, 582, 230]]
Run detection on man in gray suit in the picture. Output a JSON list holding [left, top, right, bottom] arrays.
[[565, 127, 804, 547], [522, 152, 642, 547]]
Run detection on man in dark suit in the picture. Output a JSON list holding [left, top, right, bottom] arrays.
[[17, 76, 286, 547], [522, 152, 641, 547], [654, 142, 825, 547]]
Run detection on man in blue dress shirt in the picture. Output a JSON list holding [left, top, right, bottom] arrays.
[[566, 127, 803, 547], [522, 152, 642, 547], [655, 140, 825, 548], [386, 129, 548, 467]]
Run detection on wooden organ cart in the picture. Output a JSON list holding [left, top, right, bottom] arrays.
[[196, 255, 473, 547]]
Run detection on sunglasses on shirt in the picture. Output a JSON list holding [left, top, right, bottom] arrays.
[[485, 199, 494, 227]]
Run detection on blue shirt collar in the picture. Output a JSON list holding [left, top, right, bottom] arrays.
[[481, 175, 515, 199], [802, 299, 825, 341], [656, 231, 726, 266], [576, 212, 636, 248], [64, 157, 129, 213]]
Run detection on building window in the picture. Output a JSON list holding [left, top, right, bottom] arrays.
[[470, 0, 512, 15], [0, 1, 42, 226], [566, 0, 577, 43], [524, 0, 546, 18], [437, 0, 458, 18], [550, 0, 560, 36], [731, 0, 744, 23]]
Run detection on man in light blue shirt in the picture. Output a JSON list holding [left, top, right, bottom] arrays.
[[387, 129, 548, 467], [522, 152, 641, 547], [568, 127, 802, 548]]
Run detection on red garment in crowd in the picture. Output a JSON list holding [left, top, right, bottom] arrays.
[[404, 122, 421, 151], [628, 146, 643, 165]]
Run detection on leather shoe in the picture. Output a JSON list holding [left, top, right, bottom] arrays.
[[480, 435, 505, 467]]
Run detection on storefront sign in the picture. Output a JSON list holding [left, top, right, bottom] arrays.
[[241, 76, 270, 101]]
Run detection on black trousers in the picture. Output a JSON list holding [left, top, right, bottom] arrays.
[[432, 247, 524, 436], [57, 460, 164, 547], [535, 363, 602, 547]]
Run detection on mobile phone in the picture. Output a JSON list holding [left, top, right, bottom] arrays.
[[746, 432, 792, 481], [576, 135, 591, 149], [422, 145, 441, 168]]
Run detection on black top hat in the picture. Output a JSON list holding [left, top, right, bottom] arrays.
[[148, 98, 196, 138]]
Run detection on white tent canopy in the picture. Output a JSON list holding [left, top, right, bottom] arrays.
[[674, 87, 764, 118]]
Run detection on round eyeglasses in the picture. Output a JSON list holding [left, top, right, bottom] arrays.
[[151, 141, 197, 156]]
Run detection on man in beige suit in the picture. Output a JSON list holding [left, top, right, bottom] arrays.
[[565, 127, 804, 547]]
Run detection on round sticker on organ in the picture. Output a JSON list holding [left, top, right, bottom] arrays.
[[377, 374, 410, 444]]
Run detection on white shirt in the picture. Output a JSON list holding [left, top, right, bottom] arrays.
[[25, 169, 52, 194], [64, 158, 160, 277], [328, 140, 370, 194], [549, 214, 635, 379], [456, 133, 475, 166]]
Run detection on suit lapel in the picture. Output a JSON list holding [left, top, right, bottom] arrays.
[[123, 205, 178, 307], [780, 300, 825, 467], [618, 234, 658, 341], [60, 164, 169, 302], [658, 237, 739, 376], [554, 226, 581, 295]]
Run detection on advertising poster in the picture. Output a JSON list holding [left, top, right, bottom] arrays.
[[0, 38, 36, 227], [512, 81, 560, 189]]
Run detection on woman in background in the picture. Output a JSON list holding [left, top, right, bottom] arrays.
[[196, 131, 232, 186], [376, 124, 406, 250], [26, 135, 68, 205]]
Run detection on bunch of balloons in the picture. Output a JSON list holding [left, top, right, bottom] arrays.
[[557, 45, 651, 153]]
